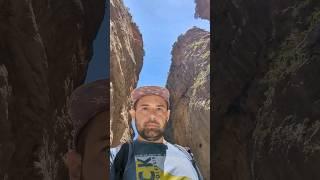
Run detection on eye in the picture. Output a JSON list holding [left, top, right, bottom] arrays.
[[157, 108, 166, 113]]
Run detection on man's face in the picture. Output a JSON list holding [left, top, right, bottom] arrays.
[[81, 111, 108, 180], [130, 95, 170, 142]]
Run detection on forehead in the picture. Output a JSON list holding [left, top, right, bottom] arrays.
[[136, 95, 167, 106]]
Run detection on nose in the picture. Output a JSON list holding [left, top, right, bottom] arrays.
[[149, 111, 157, 121]]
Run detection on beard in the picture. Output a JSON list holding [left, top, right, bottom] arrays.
[[137, 119, 167, 142]]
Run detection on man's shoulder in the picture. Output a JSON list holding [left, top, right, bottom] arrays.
[[172, 143, 191, 152], [167, 142, 194, 160], [166, 142, 191, 152], [110, 144, 121, 156], [110, 143, 129, 163], [169, 143, 203, 180]]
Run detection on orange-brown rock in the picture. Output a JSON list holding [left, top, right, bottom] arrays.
[[110, 0, 144, 147], [213, 0, 320, 179], [166, 27, 210, 179], [0, 0, 104, 179], [195, 0, 210, 20]]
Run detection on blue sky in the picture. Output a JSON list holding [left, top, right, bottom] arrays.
[[122, 0, 210, 139], [84, 0, 210, 86], [85, 4, 109, 83], [83, 1, 209, 139], [123, 0, 210, 87]]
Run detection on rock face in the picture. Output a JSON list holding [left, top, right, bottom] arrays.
[[0, 0, 104, 179], [195, 0, 210, 20], [110, 0, 144, 147], [213, 0, 320, 179], [166, 27, 210, 179]]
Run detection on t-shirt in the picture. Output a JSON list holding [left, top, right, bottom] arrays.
[[110, 140, 201, 180]]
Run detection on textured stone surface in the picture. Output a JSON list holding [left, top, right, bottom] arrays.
[[213, 0, 320, 179], [0, 0, 104, 179], [110, 0, 144, 147], [166, 27, 210, 180], [195, 0, 210, 20]]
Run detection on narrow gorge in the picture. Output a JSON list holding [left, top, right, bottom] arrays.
[[213, 0, 320, 179], [111, 0, 211, 179], [0, 0, 105, 179], [165, 0, 211, 179]]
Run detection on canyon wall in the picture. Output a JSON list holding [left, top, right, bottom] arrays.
[[0, 0, 105, 179], [213, 0, 320, 179], [195, 0, 210, 20], [110, 0, 144, 147], [166, 27, 210, 180]]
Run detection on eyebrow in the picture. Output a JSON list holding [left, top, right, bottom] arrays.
[[139, 104, 166, 107]]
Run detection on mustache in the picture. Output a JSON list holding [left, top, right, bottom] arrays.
[[144, 121, 160, 127]]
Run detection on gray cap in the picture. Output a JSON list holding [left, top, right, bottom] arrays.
[[130, 86, 170, 107]]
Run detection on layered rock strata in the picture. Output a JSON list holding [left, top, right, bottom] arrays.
[[0, 0, 104, 179], [110, 0, 144, 147], [166, 27, 210, 180], [195, 0, 210, 20], [213, 0, 320, 179]]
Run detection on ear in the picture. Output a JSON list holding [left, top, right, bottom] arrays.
[[63, 150, 82, 180], [166, 110, 171, 122], [129, 109, 136, 119]]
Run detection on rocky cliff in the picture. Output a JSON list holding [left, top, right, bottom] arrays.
[[0, 0, 104, 179], [213, 0, 320, 179], [110, 0, 144, 147], [166, 27, 210, 179], [195, 0, 210, 20]]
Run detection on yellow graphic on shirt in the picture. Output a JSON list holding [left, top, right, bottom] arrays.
[[135, 157, 191, 180]]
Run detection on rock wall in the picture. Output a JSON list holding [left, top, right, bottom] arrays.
[[110, 0, 144, 147], [0, 0, 104, 179], [195, 0, 210, 20], [166, 27, 210, 179], [213, 0, 320, 179]]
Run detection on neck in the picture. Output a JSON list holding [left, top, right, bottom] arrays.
[[137, 136, 164, 144]]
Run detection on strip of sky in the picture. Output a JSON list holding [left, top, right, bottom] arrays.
[[123, 0, 209, 87], [124, 0, 209, 139], [85, 3, 109, 83]]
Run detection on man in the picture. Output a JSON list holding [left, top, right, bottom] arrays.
[[64, 79, 108, 180], [110, 86, 203, 180]]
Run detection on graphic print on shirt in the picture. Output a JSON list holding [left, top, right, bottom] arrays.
[[135, 154, 191, 180]]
